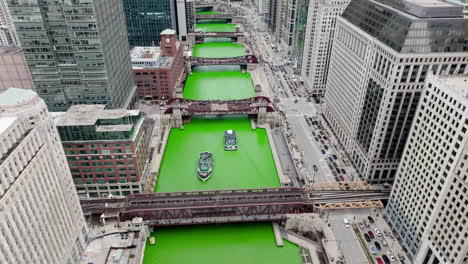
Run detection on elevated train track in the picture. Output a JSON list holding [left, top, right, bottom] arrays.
[[81, 182, 390, 226]]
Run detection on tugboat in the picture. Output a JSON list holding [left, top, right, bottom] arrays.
[[197, 152, 213, 181], [224, 130, 238, 150]]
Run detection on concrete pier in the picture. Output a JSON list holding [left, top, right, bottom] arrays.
[[259, 124, 292, 186], [272, 222, 284, 247]]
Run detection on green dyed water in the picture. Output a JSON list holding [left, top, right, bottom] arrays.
[[196, 11, 219, 15], [143, 223, 301, 264], [193, 42, 245, 58], [155, 117, 278, 192], [196, 23, 236, 32], [183, 70, 253, 100], [143, 19, 303, 264]]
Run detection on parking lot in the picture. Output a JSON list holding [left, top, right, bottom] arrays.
[[355, 216, 396, 264], [303, 115, 350, 183]]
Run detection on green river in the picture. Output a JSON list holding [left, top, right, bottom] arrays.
[[143, 18, 302, 264]]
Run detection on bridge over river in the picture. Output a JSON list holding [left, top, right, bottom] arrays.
[[81, 182, 390, 226]]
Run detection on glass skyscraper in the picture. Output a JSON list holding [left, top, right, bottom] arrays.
[[6, 0, 136, 111], [123, 0, 174, 47]]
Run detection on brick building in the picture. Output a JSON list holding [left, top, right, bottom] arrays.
[[131, 29, 185, 100], [55, 105, 149, 198]]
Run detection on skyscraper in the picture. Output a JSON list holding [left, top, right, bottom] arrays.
[[123, 0, 174, 47], [174, 0, 195, 41], [323, 0, 468, 183], [290, 0, 309, 74], [6, 0, 137, 111], [0, 88, 88, 263], [300, 0, 350, 95], [385, 74, 468, 263], [0, 0, 18, 46]]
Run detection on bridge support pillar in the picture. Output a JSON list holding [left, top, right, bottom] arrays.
[[169, 103, 183, 128], [185, 58, 192, 75]]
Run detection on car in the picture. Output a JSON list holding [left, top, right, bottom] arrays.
[[332, 162, 338, 167], [368, 216, 374, 223], [376, 257, 384, 264], [314, 137, 319, 141], [365, 220, 371, 227], [387, 252, 395, 261], [339, 175, 345, 181], [324, 145, 329, 150], [313, 165, 318, 171], [381, 239, 388, 247], [370, 246, 377, 254], [343, 218, 349, 228], [335, 176, 340, 182], [382, 255, 391, 264], [321, 149, 326, 154], [328, 157, 334, 162], [332, 171, 337, 176], [374, 228, 382, 237], [368, 231, 374, 239], [359, 221, 365, 230], [374, 241, 381, 250], [336, 161, 341, 166], [332, 154, 337, 159], [320, 140, 325, 144], [364, 233, 371, 242], [341, 168, 347, 174]]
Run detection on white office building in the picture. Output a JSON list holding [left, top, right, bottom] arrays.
[[300, 0, 350, 95], [386, 74, 468, 263], [0, 0, 18, 46], [323, 0, 468, 183], [0, 88, 88, 263]]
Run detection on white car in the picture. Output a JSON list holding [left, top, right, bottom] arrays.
[[343, 218, 349, 228], [387, 252, 396, 261], [381, 239, 388, 247], [374, 228, 382, 237], [364, 220, 371, 227]]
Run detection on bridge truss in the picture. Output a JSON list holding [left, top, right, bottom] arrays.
[[163, 96, 274, 116]]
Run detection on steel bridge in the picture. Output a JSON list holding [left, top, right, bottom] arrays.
[[81, 182, 390, 226], [188, 32, 244, 39], [163, 96, 274, 116], [196, 14, 233, 20], [188, 55, 259, 66]]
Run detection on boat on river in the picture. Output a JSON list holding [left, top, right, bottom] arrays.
[[224, 130, 237, 150], [197, 152, 213, 181]]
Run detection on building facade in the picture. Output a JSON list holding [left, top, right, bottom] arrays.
[[443, 0, 468, 14], [55, 105, 149, 198], [300, 0, 350, 95], [0, 88, 88, 264], [290, 0, 309, 75], [0, 0, 18, 46], [131, 30, 184, 100], [323, 0, 468, 183], [385, 74, 468, 263], [6, 0, 136, 111], [123, 0, 174, 47], [174, 0, 195, 41], [0, 47, 34, 93]]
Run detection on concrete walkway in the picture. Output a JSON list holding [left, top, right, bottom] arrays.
[[281, 229, 322, 264]]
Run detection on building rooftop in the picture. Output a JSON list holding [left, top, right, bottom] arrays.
[[56, 105, 140, 127], [161, 28, 176, 35], [0, 88, 37, 106], [0, 117, 16, 136], [130, 46, 172, 69], [342, 0, 468, 53], [434, 75, 468, 100]]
